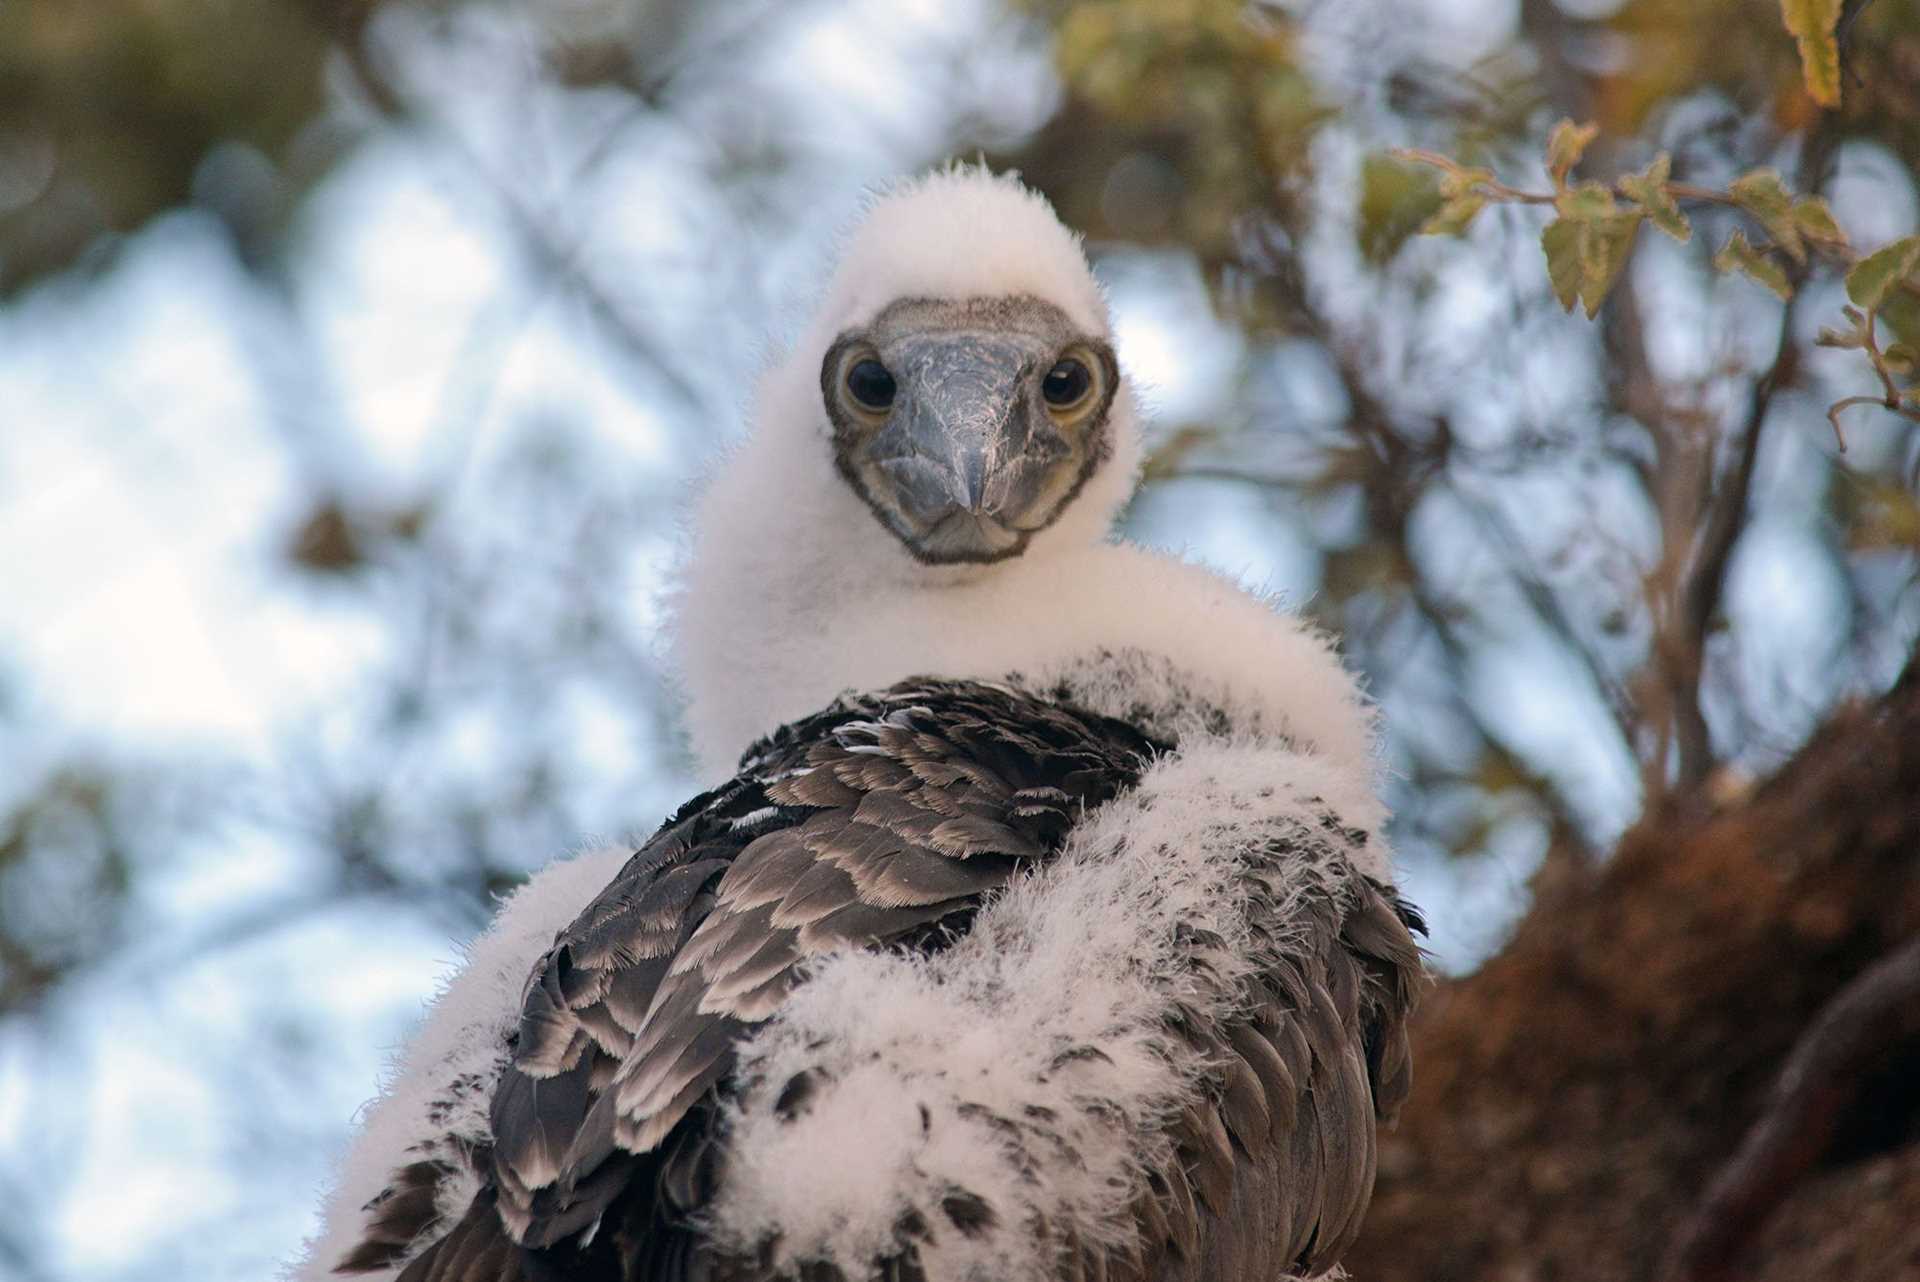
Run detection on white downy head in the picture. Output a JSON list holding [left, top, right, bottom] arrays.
[[675, 166, 1381, 809], [679, 170, 1133, 732], [682, 164, 1140, 578]]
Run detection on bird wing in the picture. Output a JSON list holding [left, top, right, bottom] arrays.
[[366, 679, 1161, 1282], [1108, 868, 1425, 1282], [345, 680, 1423, 1282]]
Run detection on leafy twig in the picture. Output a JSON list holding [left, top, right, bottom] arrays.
[[1821, 305, 1920, 447], [1395, 126, 1920, 442], [1391, 147, 1741, 213]]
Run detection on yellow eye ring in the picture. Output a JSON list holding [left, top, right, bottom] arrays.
[[1041, 346, 1101, 419]]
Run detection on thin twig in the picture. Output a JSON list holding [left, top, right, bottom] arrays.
[[1830, 395, 1920, 436], [1837, 0, 1882, 86], [1821, 301, 1920, 447], [328, 22, 707, 418], [1462, 485, 1640, 743], [1396, 149, 1748, 212], [1665, 121, 1841, 788], [1669, 295, 1798, 781]]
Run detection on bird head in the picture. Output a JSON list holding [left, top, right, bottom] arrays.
[[821, 294, 1119, 565], [678, 166, 1143, 769], [751, 165, 1141, 578]]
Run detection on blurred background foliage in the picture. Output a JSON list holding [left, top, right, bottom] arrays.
[[1, 0, 1917, 1278]]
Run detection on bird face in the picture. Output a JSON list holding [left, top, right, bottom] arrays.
[[822, 295, 1118, 565]]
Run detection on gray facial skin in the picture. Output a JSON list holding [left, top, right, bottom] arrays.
[[822, 295, 1119, 565]]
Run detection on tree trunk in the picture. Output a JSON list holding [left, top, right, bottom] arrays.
[[1346, 663, 1920, 1282]]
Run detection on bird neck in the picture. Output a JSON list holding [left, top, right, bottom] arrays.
[[673, 451, 1382, 828]]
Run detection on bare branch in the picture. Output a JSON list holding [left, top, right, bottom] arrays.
[[1666, 122, 1841, 789], [323, 16, 709, 419], [1659, 934, 1920, 1282]]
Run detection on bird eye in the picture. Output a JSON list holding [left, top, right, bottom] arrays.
[[845, 359, 896, 412], [1042, 357, 1093, 411]]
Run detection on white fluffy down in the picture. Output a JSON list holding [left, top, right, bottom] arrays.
[[287, 844, 633, 1282], [682, 542, 1388, 882], [709, 740, 1367, 1281], [819, 167, 1109, 340]]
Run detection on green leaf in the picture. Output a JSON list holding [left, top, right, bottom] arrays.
[[1844, 235, 1920, 311], [1556, 181, 1617, 221], [1881, 288, 1920, 349], [1780, 0, 1844, 107], [1421, 194, 1488, 237], [1579, 214, 1642, 318], [1438, 166, 1495, 200], [1619, 152, 1691, 243], [1546, 120, 1600, 186], [1541, 211, 1642, 318], [1358, 154, 1445, 262], [1714, 231, 1794, 300], [1792, 197, 1846, 247], [1544, 178, 1641, 316], [1729, 168, 1804, 263], [1542, 218, 1582, 313], [1884, 343, 1918, 376]]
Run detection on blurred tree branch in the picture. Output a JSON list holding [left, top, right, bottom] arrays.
[[313, 4, 710, 418], [1660, 930, 1920, 1282]]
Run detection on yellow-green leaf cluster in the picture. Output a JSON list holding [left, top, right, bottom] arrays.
[[1054, 0, 1316, 134], [0, 0, 337, 292], [1546, 119, 1599, 187], [1541, 183, 1642, 318], [1618, 153, 1691, 243], [1359, 154, 1445, 262], [1728, 169, 1806, 261], [1792, 198, 1846, 247], [1715, 231, 1794, 300], [1816, 306, 1873, 351], [1036, 0, 1332, 266], [1779, 0, 1845, 107], [1844, 237, 1920, 312], [1422, 194, 1488, 238], [1724, 168, 1847, 265], [1841, 476, 1920, 551]]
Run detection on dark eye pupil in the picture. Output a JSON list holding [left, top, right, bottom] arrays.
[[846, 359, 896, 410], [1043, 358, 1092, 407]]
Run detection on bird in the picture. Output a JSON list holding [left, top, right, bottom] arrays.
[[291, 166, 1425, 1282]]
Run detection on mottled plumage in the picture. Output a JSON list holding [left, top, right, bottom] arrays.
[[344, 679, 1420, 1282]]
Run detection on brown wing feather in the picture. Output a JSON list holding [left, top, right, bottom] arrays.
[[1108, 865, 1424, 1282], [376, 679, 1161, 1282], [335, 1157, 465, 1275]]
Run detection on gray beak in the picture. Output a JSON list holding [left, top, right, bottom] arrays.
[[861, 332, 1054, 556]]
